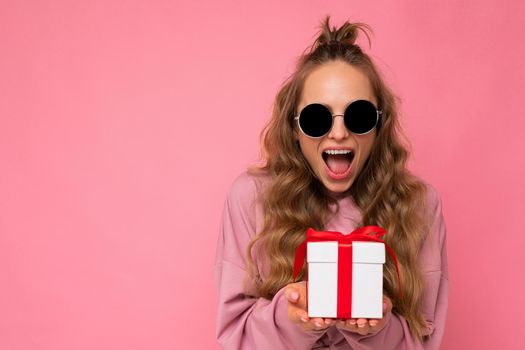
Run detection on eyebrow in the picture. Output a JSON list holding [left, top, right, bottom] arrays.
[[299, 98, 377, 112]]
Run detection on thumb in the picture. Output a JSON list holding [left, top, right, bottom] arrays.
[[285, 287, 300, 303], [382, 295, 393, 314]]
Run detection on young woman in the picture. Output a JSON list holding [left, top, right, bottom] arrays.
[[214, 16, 448, 350]]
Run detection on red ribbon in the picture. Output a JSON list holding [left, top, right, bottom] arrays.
[[293, 226, 402, 318]]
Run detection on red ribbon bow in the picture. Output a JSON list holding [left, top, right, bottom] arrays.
[[293, 226, 402, 318]]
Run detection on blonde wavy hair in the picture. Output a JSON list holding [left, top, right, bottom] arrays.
[[246, 15, 431, 342]]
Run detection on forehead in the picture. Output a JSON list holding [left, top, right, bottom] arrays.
[[299, 61, 376, 110]]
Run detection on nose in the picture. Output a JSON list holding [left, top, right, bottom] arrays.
[[327, 115, 349, 141]]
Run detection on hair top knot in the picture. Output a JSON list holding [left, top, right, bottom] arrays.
[[315, 15, 373, 49]]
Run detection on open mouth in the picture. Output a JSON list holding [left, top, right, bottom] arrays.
[[322, 149, 355, 175]]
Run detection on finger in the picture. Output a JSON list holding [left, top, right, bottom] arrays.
[[356, 318, 368, 328], [342, 318, 357, 332], [297, 311, 309, 323], [346, 318, 357, 327], [311, 317, 328, 329], [368, 319, 379, 327], [336, 319, 347, 328], [335, 319, 358, 333], [356, 319, 369, 335]]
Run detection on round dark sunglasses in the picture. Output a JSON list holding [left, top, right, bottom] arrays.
[[294, 99, 382, 138]]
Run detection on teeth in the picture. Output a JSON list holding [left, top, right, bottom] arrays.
[[324, 149, 353, 155]]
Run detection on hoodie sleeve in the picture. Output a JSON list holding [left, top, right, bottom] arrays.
[[336, 184, 449, 350], [214, 172, 327, 350]]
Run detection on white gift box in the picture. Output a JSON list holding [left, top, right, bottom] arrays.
[[307, 241, 385, 319]]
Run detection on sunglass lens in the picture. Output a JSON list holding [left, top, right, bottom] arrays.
[[345, 100, 378, 134], [299, 104, 332, 137]]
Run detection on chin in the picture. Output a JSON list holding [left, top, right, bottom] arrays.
[[320, 179, 354, 194]]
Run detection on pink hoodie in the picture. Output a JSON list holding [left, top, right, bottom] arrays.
[[214, 172, 448, 349]]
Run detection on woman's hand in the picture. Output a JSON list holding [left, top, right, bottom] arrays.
[[284, 281, 334, 332], [336, 295, 393, 335]]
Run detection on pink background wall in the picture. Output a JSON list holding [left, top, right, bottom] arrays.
[[1, 0, 524, 349]]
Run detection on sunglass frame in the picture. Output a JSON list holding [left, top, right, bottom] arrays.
[[294, 99, 382, 138]]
